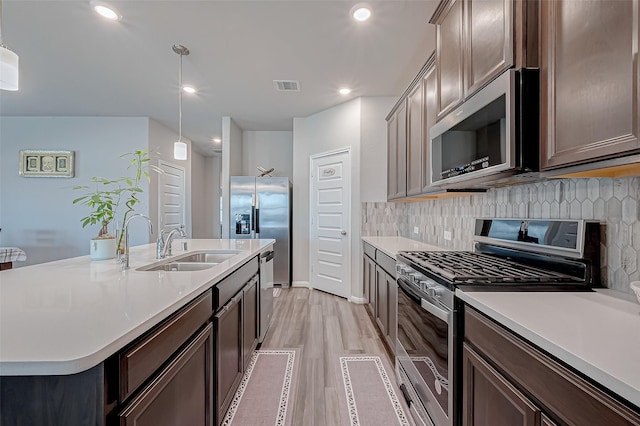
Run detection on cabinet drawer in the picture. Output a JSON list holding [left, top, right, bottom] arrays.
[[363, 242, 376, 260], [214, 257, 259, 310], [375, 250, 396, 278], [120, 290, 213, 401], [464, 307, 640, 425]]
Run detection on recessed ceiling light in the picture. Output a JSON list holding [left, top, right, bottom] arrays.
[[90, 1, 122, 21], [339, 88, 351, 95], [351, 4, 372, 22], [213, 138, 221, 143], [182, 85, 196, 94]]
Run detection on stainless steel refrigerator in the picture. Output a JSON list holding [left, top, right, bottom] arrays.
[[229, 176, 292, 286]]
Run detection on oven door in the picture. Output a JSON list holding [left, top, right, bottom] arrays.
[[397, 277, 452, 426]]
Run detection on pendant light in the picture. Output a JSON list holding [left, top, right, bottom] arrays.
[[0, 0, 19, 91], [173, 44, 189, 160]]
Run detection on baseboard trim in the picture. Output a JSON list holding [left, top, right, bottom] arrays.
[[292, 281, 311, 288], [349, 296, 367, 304]]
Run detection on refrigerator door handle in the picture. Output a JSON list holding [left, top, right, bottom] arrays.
[[255, 194, 260, 235], [251, 194, 256, 232]]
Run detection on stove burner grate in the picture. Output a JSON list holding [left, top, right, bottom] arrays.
[[401, 251, 581, 285]]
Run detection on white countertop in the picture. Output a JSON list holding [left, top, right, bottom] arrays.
[[362, 236, 443, 258], [0, 239, 274, 376], [456, 289, 640, 408]]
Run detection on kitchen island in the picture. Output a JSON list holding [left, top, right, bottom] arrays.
[[0, 239, 274, 425]]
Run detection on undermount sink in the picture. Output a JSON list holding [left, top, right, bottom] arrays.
[[173, 250, 241, 264], [140, 262, 218, 272], [136, 250, 242, 272]]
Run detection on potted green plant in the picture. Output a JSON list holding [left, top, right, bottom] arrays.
[[73, 150, 160, 260]]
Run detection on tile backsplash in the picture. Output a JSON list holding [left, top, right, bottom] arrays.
[[362, 177, 640, 294]]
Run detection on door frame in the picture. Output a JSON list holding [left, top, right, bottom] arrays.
[[157, 160, 187, 231], [308, 146, 352, 299]]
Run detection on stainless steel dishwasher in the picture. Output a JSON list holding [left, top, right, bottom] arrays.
[[258, 249, 274, 342]]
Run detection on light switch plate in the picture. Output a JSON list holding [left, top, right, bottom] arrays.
[[444, 230, 452, 241], [413, 226, 419, 234]]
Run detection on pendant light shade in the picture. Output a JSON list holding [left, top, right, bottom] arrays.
[[0, 44, 18, 91], [172, 44, 189, 160], [0, 0, 19, 91], [174, 141, 187, 160]]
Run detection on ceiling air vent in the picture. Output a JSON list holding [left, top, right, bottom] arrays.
[[273, 80, 300, 92]]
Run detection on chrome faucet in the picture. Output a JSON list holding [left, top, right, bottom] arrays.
[[157, 225, 187, 259], [118, 214, 153, 270]]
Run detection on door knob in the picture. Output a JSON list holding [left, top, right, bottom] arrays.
[[341, 230, 347, 236]]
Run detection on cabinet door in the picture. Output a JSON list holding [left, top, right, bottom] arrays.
[[407, 80, 424, 196], [215, 295, 243, 424], [388, 101, 408, 200], [387, 114, 398, 201], [120, 324, 213, 426], [242, 277, 258, 370], [540, 0, 640, 169], [386, 273, 397, 355], [422, 63, 437, 192], [462, 343, 541, 426], [464, 0, 513, 96], [365, 256, 376, 316], [375, 266, 388, 336], [436, 0, 465, 119]]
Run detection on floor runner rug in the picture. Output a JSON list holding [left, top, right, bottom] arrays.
[[222, 349, 300, 426], [337, 355, 415, 426]]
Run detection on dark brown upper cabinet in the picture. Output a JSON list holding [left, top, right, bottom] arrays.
[[407, 79, 424, 196], [422, 64, 437, 192], [433, 0, 465, 120], [387, 100, 408, 200], [464, 0, 514, 96], [430, 0, 536, 121], [540, 0, 640, 170]]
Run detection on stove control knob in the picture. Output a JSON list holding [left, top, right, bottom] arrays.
[[408, 272, 421, 283], [428, 287, 443, 299]]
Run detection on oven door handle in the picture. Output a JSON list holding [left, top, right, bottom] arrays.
[[397, 277, 423, 304], [420, 298, 451, 323]]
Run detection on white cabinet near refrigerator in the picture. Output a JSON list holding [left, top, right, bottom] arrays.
[[229, 176, 292, 287]]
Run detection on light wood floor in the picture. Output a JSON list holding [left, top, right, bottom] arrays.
[[260, 287, 392, 425]]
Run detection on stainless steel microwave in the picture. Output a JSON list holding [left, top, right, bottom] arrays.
[[429, 68, 539, 188]]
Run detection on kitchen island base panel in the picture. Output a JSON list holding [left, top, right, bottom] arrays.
[[0, 364, 103, 425]]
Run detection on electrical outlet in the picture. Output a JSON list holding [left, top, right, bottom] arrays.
[[413, 226, 419, 234], [444, 230, 452, 241]]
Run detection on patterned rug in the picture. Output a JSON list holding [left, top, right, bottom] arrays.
[[222, 349, 300, 426], [337, 355, 415, 426]]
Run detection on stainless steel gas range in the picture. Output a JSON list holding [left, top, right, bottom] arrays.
[[395, 218, 601, 426]]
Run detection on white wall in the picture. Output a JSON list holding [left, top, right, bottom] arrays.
[[208, 155, 222, 238], [361, 97, 396, 202], [148, 119, 193, 237], [221, 117, 243, 238], [0, 117, 149, 266], [242, 131, 293, 180], [292, 98, 362, 296]]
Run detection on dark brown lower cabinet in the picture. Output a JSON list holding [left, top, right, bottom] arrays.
[[364, 254, 376, 316], [375, 265, 388, 336], [463, 306, 640, 426], [215, 292, 243, 424], [242, 276, 259, 370], [463, 343, 541, 426], [119, 323, 213, 426]]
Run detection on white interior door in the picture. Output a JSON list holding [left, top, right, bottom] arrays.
[[309, 148, 351, 299], [158, 161, 186, 231]]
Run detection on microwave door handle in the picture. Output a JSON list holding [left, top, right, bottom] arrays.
[[420, 298, 451, 323]]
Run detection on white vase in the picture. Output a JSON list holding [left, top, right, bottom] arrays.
[[90, 238, 116, 260]]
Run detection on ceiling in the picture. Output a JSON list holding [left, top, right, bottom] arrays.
[[0, 0, 437, 155]]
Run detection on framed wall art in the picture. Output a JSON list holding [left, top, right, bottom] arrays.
[[19, 150, 75, 178]]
